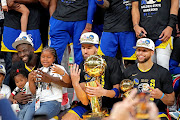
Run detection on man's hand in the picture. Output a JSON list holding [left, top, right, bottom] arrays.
[[85, 81, 105, 97], [109, 89, 138, 120], [2, 6, 8, 11], [81, 23, 92, 35], [148, 87, 163, 99], [159, 26, 173, 42], [147, 102, 160, 120], [70, 64, 81, 86], [14, 92, 32, 104], [133, 25, 147, 38]]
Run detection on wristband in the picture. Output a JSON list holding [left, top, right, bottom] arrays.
[[95, 0, 104, 5], [61, 70, 65, 77], [167, 14, 178, 29], [112, 88, 119, 98], [160, 93, 164, 100]]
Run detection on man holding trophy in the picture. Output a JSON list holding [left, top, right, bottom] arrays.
[[62, 32, 122, 120], [123, 38, 175, 120]]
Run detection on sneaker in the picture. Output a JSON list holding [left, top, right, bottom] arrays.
[[169, 111, 180, 119]]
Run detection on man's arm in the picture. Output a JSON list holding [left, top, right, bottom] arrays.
[[132, 1, 147, 38], [49, 0, 57, 17], [7, 0, 38, 9], [149, 87, 175, 106], [170, 0, 179, 16], [86, 82, 119, 98], [159, 0, 179, 42], [161, 92, 175, 106], [70, 64, 89, 105], [81, 0, 96, 34], [15, 0, 38, 4], [95, 0, 109, 9], [39, 0, 50, 8]]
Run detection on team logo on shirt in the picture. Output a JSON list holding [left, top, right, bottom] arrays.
[[133, 78, 139, 85]]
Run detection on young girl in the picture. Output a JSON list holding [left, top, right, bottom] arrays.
[[9, 68, 32, 120], [24, 47, 71, 120]]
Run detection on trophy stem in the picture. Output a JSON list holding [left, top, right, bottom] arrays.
[[86, 78, 101, 113]]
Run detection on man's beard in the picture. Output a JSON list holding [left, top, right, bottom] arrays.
[[137, 55, 151, 63], [83, 51, 97, 60], [27, 52, 33, 63]]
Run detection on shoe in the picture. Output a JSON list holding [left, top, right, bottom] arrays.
[[61, 93, 70, 111], [169, 111, 180, 119]]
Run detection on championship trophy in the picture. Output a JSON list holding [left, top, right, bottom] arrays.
[[120, 79, 134, 98], [82, 55, 107, 120]]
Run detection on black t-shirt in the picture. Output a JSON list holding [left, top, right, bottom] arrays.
[[93, 6, 105, 25], [4, 3, 40, 30], [79, 56, 122, 108], [103, 0, 133, 32], [123, 63, 174, 112], [52, 0, 88, 21], [135, 0, 176, 40], [170, 38, 180, 63], [11, 56, 40, 74]]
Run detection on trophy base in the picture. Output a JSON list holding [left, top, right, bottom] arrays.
[[82, 112, 104, 120], [136, 113, 149, 120], [82, 108, 109, 120]]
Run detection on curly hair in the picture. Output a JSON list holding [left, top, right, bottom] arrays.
[[10, 68, 29, 81]]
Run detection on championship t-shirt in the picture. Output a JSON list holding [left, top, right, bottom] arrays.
[[133, 0, 176, 40], [4, 3, 40, 30], [123, 63, 174, 112], [52, 0, 88, 21], [103, 0, 133, 32]]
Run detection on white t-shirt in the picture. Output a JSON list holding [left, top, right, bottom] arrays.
[[0, 84, 11, 99], [36, 64, 67, 102], [11, 82, 31, 96]]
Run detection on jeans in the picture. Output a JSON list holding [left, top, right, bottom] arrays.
[[23, 100, 61, 120], [3, 52, 12, 86], [17, 102, 31, 120]]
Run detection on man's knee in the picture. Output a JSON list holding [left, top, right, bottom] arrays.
[[62, 112, 81, 120]]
